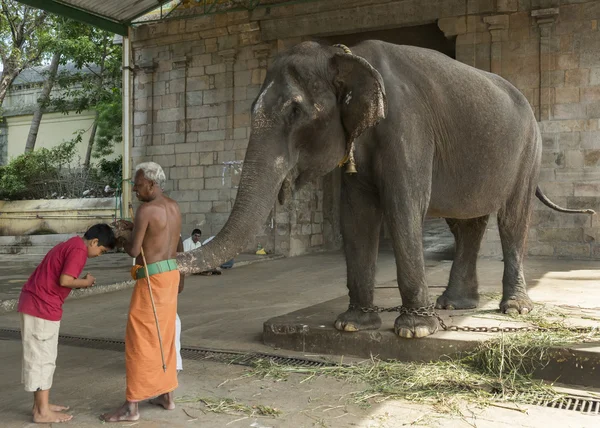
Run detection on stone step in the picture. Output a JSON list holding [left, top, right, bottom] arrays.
[[0, 246, 54, 255]]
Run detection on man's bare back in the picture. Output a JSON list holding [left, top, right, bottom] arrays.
[[127, 168, 181, 264], [132, 197, 181, 265]]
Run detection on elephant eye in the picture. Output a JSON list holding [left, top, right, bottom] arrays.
[[291, 103, 302, 118]]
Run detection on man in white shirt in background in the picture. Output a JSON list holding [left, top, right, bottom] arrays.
[[182, 229, 202, 253]]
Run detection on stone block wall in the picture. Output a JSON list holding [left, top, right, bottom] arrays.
[[131, 0, 600, 259], [439, 1, 600, 259], [130, 8, 324, 254]]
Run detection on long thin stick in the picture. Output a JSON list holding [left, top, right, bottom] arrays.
[[130, 205, 167, 372]]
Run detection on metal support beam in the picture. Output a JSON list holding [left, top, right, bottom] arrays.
[[14, 0, 129, 35], [121, 33, 132, 219]]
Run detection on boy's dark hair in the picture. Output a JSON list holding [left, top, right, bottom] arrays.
[[84, 224, 117, 249], [192, 228, 202, 235]]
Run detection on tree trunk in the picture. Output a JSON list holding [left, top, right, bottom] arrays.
[[0, 70, 20, 108], [25, 51, 61, 153], [84, 112, 99, 168]]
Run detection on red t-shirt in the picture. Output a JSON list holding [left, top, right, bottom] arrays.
[[18, 236, 88, 321]]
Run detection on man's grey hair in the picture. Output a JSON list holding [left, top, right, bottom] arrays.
[[135, 162, 166, 189]]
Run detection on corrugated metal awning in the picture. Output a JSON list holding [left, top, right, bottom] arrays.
[[14, 0, 176, 35]]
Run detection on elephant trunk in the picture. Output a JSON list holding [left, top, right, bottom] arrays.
[[177, 142, 286, 275]]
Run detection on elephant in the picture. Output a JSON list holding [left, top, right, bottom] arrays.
[[177, 40, 594, 339]]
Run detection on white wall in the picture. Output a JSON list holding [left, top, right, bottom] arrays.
[[6, 111, 123, 165]]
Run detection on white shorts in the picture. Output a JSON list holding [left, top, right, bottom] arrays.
[[20, 313, 60, 392]]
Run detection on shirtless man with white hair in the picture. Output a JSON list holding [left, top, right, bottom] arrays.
[[103, 161, 184, 422]]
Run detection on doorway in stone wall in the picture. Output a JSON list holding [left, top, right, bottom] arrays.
[[318, 23, 455, 258]]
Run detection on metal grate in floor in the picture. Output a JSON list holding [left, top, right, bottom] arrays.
[[501, 392, 600, 415], [0, 328, 331, 368]]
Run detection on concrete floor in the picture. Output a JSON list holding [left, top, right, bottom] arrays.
[[0, 252, 133, 301], [0, 250, 398, 350], [1, 219, 599, 426], [0, 339, 596, 428], [0, 218, 455, 302]]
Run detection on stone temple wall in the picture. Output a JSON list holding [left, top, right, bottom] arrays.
[[130, 0, 600, 259]]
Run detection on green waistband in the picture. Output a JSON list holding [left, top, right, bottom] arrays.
[[136, 259, 178, 279]]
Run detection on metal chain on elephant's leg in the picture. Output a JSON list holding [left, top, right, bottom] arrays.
[[348, 303, 403, 313], [347, 303, 597, 334]]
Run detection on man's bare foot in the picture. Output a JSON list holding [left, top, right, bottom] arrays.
[[149, 392, 175, 410], [32, 409, 73, 423], [100, 401, 140, 422]]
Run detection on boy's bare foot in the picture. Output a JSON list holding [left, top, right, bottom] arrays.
[[49, 404, 70, 412], [33, 408, 73, 423], [149, 392, 175, 410], [33, 404, 70, 412], [100, 401, 140, 422]]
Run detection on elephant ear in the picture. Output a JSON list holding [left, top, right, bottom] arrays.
[[332, 52, 387, 142]]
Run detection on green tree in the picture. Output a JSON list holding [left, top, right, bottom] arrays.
[[24, 50, 60, 152], [24, 17, 95, 153], [49, 26, 122, 167], [0, 0, 52, 108]]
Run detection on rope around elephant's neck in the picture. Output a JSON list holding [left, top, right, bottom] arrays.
[[333, 43, 352, 54], [333, 44, 358, 174]]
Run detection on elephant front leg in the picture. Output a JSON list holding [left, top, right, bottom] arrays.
[[387, 208, 438, 338], [334, 183, 383, 332]]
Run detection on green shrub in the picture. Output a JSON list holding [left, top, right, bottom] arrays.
[[0, 141, 122, 200]]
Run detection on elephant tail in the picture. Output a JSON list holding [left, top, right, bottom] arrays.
[[535, 186, 595, 215]]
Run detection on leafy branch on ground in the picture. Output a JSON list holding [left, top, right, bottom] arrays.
[[175, 395, 281, 417]]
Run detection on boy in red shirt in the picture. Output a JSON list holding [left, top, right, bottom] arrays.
[[17, 223, 116, 424]]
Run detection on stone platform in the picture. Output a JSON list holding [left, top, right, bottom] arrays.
[[264, 259, 600, 388]]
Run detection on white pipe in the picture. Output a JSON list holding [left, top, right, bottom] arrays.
[[122, 31, 132, 221]]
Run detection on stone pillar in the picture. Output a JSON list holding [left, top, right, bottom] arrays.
[[439, 15, 490, 71], [134, 61, 156, 150], [483, 15, 509, 75], [172, 56, 189, 145], [252, 44, 270, 85], [533, 8, 559, 122], [219, 49, 237, 141]]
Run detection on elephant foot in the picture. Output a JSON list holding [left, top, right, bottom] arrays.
[[435, 291, 479, 310], [394, 313, 439, 338], [500, 294, 533, 315], [334, 309, 382, 332]]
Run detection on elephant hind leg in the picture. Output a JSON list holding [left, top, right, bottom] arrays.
[[436, 215, 489, 310], [497, 185, 535, 315]]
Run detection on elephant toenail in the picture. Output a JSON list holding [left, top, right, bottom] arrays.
[[397, 328, 414, 338], [414, 327, 431, 338]]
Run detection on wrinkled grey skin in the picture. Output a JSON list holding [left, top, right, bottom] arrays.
[[178, 40, 594, 338]]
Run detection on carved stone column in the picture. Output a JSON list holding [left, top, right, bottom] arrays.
[[483, 15, 509, 75], [533, 8, 559, 121]]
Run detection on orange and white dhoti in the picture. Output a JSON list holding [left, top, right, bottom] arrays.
[[125, 265, 179, 402]]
